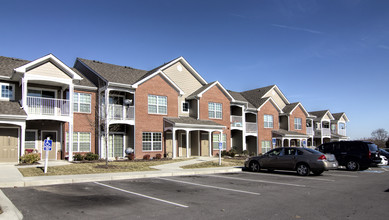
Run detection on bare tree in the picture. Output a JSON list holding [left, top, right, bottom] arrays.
[[371, 128, 388, 148]]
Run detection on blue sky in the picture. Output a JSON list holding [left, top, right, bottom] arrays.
[[1, 0, 388, 139]]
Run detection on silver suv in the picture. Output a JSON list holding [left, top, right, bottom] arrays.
[[244, 147, 338, 176]]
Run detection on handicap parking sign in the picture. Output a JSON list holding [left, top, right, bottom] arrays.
[[43, 139, 52, 151], [218, 142, 223, 150]]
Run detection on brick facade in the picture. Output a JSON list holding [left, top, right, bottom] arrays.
[[289, 105, 307, 134], [134, 74, 179, 159], [257, 100, 280, 154]]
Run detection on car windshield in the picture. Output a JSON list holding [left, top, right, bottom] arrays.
[[303, 148, 322, 154], [368, 144, 378, 151]]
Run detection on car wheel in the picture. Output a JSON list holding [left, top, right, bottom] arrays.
[[296, 163, 310, 176], [249, 161, 260, 172], [346, 160, 359, 171], [312, 170, 324, 176]]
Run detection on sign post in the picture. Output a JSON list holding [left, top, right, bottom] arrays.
[[218, 134, 222, 166], [43, 137, 52, 174]]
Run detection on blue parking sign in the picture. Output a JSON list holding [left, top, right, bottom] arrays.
[[43, 139, 52, 151], [218, 142, 223, 150]]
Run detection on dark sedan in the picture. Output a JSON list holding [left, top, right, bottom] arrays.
[[244, 147, 338, 176]]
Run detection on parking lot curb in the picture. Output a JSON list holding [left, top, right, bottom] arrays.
[[0, 167, 242, 188], [0, 190, 23, 220]]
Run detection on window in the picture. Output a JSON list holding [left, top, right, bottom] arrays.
[[74, 92, 91, 113], [25, 130, 37, 150], [208, 102, 222, 119], [261, 141, 271, 153], [142, 132, 162, 151], [0, 83, 14, 100], [182, 101, 189, 113], [148, 95, 167, 114], [66, 132, 91, 152], [212, 134, 226, 150], [339, 123, 345, 130], [264, 115, 273, 128], [294, 118, 302, 130]]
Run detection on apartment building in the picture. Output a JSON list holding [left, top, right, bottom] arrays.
[[0, 54, 349, 163], [0, 54, 96, 163]]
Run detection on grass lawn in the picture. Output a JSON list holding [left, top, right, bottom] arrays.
[[18, 159, 186, 177], [181, 158, 246, 169]]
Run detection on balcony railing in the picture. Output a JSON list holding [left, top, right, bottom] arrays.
[[246, 122, 257, 134], [338, 129, 346, 136], [231, 115, 243, 127], [27, 96, 70, 116], [315, 128, 331, 136], [108, 104, 134, 120], [306, 127, 314, 135]]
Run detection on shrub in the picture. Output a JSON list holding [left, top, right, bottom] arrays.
[[155, 154, 162, 159], [229, 149, 237, 157], [73, 153, 84, 161], [127, 153, 135, 160], [20, 153, 40, 164], [242, 150, 249, 156], [143, 154, 150, 160], [221, 150, 228, 157], [84, 152, 99, 161]]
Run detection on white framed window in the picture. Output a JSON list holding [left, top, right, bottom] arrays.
[[294, 118, 302, 130], [261, 141, 271, 154], [0, 83, 15, 100], [212, 134, 226, 150], [339, 122, 345, 130], [74, 92, 91, 113], [264, 115, 273, 128], [208, 102, 222, 119], [142, 132, 162, 151], [182, 101, 189, 113], [25, 130, 38, 150], [66, 132, 91, 152], [148, 95, 167, 114]]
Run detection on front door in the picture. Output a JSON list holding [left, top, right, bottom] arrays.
[[108, 133, 124, 158], [0, 128, 19, 162], [41, 131, 57, 160]]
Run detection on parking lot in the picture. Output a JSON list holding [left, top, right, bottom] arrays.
[[3, 166, 389, 220]]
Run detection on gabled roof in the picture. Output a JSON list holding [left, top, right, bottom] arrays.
[[228, 90, 256, 109], [282, 102, 309, 116], [71, 68, 97, 88], [257, 97, 283, 113], [241, 85, 290, 107], [309, 110, 335, 120], [332, 112, 349, 122], [0, 56, 30, 78], [77, 58, 148, 85], [0, 101, 27, 116], [15, 54, 82, 80], [186, 81, 234, 101]]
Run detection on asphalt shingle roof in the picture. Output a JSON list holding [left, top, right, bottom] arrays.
[[71, 68, 97, 88], [77, 58, 148, 85], [309, 110, 329, 118], [0, 56, 30, 77], [240, 85, 275, 108], [332, 113, 344, 121], [282, 102, 300, 114], [0, 101, 27, 116], [186, 82, 216, 99], [228, 90, 256, 109], [272, 129, 308, 137], [164, 116, 225, 127]]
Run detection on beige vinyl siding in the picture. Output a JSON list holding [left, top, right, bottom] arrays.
[[339, 116, 346, 122], [163, 61, 204, 116], [26, 62, 71, 79], [264, 88, 286, 109], [322, 113, 331, 120]]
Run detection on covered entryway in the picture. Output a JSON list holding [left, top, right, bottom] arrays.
[[0, 128, 19, 162]]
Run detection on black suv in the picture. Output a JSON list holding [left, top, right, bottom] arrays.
[[317, 141, 381, 171]]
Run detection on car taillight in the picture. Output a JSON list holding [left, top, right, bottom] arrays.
[[368, 150, 371, 159], [318, 155, 327, 160]]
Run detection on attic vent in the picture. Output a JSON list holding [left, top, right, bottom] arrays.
[[93, 60, 101, 64]]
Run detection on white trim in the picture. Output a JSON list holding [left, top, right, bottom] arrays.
[[25, 129, 38, 150], [181, 101, 190, 113], [158, 57, 207, 85], [257, 97, 284, 113], [142, 132, 163, 152], [0, 82, 15, 101], [132, 70, 184, 95], [148, 94, 168, 115], [74, 85, 98, 91], [288, 102, 310, 117], [196, 81, 235, 101], [14, 54, 82, 80], [73, 92, 92, 114], [263, 85, 290, 105]]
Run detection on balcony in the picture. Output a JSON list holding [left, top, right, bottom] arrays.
[[246, 122, 257, 134], [306, 127, 314, 135], [108, 104, 134, 120], [27, 96, 70, 116], [338, 129, 346, 136], [315, 128, 331, 137], [230, 115, 243, 128]]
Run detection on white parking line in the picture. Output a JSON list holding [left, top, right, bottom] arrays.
[[381, 167, 388, 171], [243, 172, 335, 182], [94, 182, 188, 208], [203, 174, 306, 187], [158, 177, 260, 195], [326, 173, 358, 178]]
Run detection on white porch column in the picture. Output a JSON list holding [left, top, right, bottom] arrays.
[[288, 139, 291, 147], [186, 130, 189, 158], [105, 89, 110, 159], [209, 131, 212, 157], [242, 107, 247, 151], [20, 123, 26, 156], [172, 129, 176, 159], [68, 84, 74, 161], [281, 138, 284, 147], [22, 78, 28, 112]]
